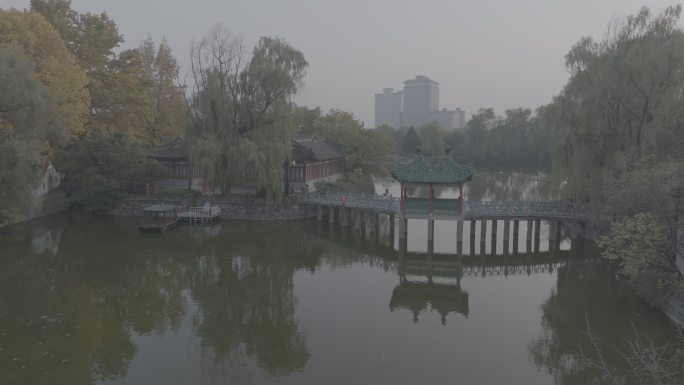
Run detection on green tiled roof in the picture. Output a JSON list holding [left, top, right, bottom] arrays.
[[391, 155, 473, 184]]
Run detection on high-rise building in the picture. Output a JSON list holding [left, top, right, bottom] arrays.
[[374, 88, 403, 128], [402, 75, 439, 128], [374, 75, 465, 130]]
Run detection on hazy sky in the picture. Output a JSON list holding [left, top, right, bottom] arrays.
[[4, 0, 681, 126]]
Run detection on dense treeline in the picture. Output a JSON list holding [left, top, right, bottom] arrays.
[[545, 5, 684, 279], [544, 6, 684, 382], [394, 107, 551, 168], [542, 5, 684, 214], [0, 0, 188, 221]]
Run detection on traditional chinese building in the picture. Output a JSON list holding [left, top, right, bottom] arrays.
[[148, 138, 202, 192], [285, 136, 345, 194], [391, 150, 473, 215]]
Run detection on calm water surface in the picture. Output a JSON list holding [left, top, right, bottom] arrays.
[[0, 172, 679, 385]]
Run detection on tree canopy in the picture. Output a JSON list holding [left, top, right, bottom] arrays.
[[0, 8, 89, 138], [543, 5, 684, 204], [187, 25, 308, 201]]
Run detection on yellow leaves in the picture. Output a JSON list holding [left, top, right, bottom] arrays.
[[0, 9, 89, 139]]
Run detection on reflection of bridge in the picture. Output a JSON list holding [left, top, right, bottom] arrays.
[[303, 222, 580, 325]]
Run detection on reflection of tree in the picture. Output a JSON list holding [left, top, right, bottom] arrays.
[[190, 222, 320, 376], [467, 173, 555, 202], [0, 217, 188, 385], [529, 258, 678, 385]]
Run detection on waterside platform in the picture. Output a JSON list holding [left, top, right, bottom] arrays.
[[138, 204, 180, 232], [178, 204, 221, 224]]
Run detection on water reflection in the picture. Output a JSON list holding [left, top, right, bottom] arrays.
[[0, 217, 322, 384], [0, 211, 679, 385], [389, 281, 469, 325], [528, 257, 679, 385]]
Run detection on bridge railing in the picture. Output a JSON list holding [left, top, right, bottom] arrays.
[[303, 192, 589, 220], [464, 201, 590, 220], [303, 192, 399, 212]]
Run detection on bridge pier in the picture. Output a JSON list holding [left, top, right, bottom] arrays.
[[491, 220, 498, 254], [512, 220, 520, 254], [398, 215, 407, 241], [374, 212, 380, 236], [389, 214, 395, 246], [503, 220, 510, 254], [354, 209, 362, 233], [427, 219, 434, 255], [534, 220, 541, 251], [470, 220, 476, 255], [329, 206, 335, 224], [548, 220, 561, 251], [526, 220, 533, 252], [457, 220, 463, 255], [479, 220, 486, 255], [317, 205, 323, 221]]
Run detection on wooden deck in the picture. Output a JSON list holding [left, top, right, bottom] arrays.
[[138, 216, 180, 232]]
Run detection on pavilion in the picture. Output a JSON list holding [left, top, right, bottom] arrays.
[[391, 149, 474, 216]]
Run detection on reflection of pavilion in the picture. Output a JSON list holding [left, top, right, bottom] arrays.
[[389, 280, 469, 325], [391, 257, 468, 325]]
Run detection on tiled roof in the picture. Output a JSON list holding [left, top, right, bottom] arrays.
[[391, 155, 473, 184], [149, 138, 187, 160], [292, 136, 344, 162]]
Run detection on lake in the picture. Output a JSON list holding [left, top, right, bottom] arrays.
[[0, 172, 679, 385]]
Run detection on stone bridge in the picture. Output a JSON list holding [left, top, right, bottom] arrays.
[[302, 192, 589, 222]]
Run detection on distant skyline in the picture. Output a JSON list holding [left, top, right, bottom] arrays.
[[4, 0, 681, 126]]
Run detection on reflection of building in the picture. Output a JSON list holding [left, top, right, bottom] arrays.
[[285, 136, 345, 194], [392, 257, 468, 325], [31, 228, 63, 255], [389, 281, 469, 325], [374, 75, 466, 130]]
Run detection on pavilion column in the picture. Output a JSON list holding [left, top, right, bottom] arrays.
[[400, 183, 405, 212], [428, 184, 434, 214], [459, 183, 464, 213]]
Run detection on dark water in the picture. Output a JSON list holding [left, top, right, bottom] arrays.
[[0, 172, 680, 385]]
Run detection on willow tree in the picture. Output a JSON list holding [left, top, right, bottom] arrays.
[[187, 25, 307, 201], [542, 5, 684, 205]]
